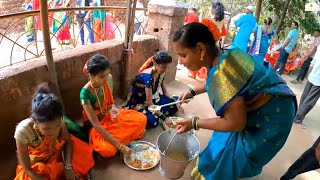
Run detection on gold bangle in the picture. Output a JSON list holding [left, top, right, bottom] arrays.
[[119, 144, 125, 152], [193, 116, 200, 130]]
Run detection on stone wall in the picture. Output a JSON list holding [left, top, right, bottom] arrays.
[[0, 35, 158, 179], [146, 3, 187, 82]]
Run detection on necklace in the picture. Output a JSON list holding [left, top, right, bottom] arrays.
[[90, 81, 107, 114], [32, 122, 51, 151]]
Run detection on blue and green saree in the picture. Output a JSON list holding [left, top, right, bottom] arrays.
[[192, 48, 297, 180]]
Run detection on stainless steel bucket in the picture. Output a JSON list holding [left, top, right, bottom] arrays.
[[156, 130, 200, 179]]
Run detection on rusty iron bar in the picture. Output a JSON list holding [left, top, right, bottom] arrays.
[[0, 7, 146, 21], [0, 8, 129, 68], [40, 0, 62, 99], [0, 32, 37, 58]]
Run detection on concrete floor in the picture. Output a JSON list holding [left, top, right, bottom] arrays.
[[91, 69, 320, 180]]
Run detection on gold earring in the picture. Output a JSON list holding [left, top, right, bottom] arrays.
[[33, 123, 38, 130], [200, 54, 204, 61]]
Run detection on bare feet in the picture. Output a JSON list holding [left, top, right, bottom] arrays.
[[296, 123, 306, 129], [290, 79, 299, 84]]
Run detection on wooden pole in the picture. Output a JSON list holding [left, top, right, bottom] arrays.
[[128, 0, 137, 48], [40, 0, 62, 99], [121, 0, 133, 98], [124, 0, 133, 48]]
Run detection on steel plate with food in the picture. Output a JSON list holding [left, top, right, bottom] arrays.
[[124, 141, 160, 170]]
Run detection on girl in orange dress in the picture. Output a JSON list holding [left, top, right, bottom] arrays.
[[80, 54, 147, 158], [14, 84, 94, 180], [265, 36, 282, 67], [284, 48, 300, 75]]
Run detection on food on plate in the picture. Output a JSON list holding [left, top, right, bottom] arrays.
[[141, 144, 149, 150], [128, 159, 142, 168], [125, 142, 160, 170], [143, 163, 153, 169]]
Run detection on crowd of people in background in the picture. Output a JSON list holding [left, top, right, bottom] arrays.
[[16, 0, 320, 179], [23, 0, 147, 45]]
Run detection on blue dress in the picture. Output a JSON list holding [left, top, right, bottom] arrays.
[[231, 13, 257, 52], [124, 73, 178, 128], [191, 48, 297, 180], [250, 26, 275, 60]]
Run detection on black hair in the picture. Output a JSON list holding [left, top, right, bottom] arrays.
[[293, 21, 299, 28], [191, 8, 197, 12], [87, 54, 110, 76], [264, 17, 273, 25], [31, 83, 63, 123], [314, 29, 320, 33], [173, 22, 219, 57], [153, 51, 172, 65], [212, 1, 225, 21]]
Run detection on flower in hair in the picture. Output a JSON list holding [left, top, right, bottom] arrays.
[[139, 56, 154, 73], [201, 18, 221, 42], [83, 61, 88, 74]]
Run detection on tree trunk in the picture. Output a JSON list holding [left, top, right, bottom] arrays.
[[275, 0, 291, 34], [255, 0, 262, 20], [223, 0, 235, 46]]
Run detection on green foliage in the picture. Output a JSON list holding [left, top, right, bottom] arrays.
[[262, 0, 320, 38]]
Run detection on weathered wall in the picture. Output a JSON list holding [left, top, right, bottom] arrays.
[[0, 35, 158, 179], [146, 3, 187, 82]]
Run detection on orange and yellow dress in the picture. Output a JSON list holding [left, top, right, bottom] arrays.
[[80, 82, 147, 158], [14, 118, 94, 180]]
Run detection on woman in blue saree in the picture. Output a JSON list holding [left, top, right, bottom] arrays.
[[124, 51, 179, 128], [173, 22, 297, 180], [249, 18, 277, 61]]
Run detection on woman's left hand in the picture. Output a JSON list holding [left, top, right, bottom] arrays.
[[176, 119, 192, 134], [65, 169, 78, 180]]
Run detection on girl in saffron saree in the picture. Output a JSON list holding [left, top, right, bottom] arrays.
[[14, 84, 93, 180], [80, 54, 147, 158], [173, 23, 297, 180]]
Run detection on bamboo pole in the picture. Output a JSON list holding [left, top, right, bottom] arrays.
[[40, 0, 61, 99]]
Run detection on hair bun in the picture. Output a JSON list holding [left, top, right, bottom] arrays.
[[35, 83, 51, 95]]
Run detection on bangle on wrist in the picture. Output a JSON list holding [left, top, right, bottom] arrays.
[[159, 112, 167, 121], [188, 88, 196, 97], [119, 144, 126, 152], [192, 116, 199, 130]]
